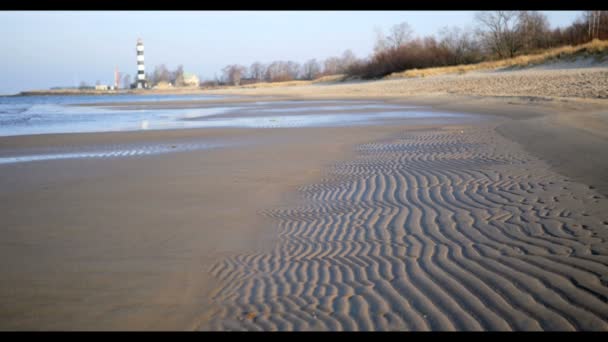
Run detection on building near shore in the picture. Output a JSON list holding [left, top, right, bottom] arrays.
[[183, 73, 200, 87], [95, 84, 109, 91]]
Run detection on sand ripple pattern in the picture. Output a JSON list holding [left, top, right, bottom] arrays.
[[0, 141, 224, 165], [204, 125, 608, 331]]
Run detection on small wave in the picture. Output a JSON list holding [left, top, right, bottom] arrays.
[[0, 141, 227, 165], [0, 114, 45, 125], [0, 106, 29, 115]]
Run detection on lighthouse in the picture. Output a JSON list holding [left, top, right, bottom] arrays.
[[135, 38, 147, 89]]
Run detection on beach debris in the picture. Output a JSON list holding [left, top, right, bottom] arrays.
[[245, 312, 257, 321]]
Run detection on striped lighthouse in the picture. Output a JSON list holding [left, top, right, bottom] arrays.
[[136, 38, 147, 89]]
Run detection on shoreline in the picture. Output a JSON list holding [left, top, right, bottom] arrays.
[[9, 88, 232, 97], [4, 91, 608, 196], [9, 92, 605, 195], [1, 84, 608, 329], [0, 115, 440, 330]]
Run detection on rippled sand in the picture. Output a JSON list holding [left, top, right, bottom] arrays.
[[205, 124, 608, 331], [1, 97, 607, 331]]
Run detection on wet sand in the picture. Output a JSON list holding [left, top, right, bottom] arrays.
[[0, 117, 424, 330], [1, 97, 608, 330], [207, 123, 608, 330]]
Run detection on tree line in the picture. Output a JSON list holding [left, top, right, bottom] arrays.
[[205, 50, 359, 87], [76, 64, 190, 89], [209, 10, 608, 85], [347, 10, 608, 79], [79, 11, 606, 90], [144, 64, 187, 87]]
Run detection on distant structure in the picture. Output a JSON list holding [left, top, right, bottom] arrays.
[[95, 84, 109, 91], [183, 73, 200, 87], [135, 38, 147, 89], [114, 66, 120, 89]]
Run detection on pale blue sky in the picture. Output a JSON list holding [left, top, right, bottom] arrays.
[[0, 11, 582, 95]]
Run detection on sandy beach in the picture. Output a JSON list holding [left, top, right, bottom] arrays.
[[1, 65, 608, 330], [202, 65, 608, 100]]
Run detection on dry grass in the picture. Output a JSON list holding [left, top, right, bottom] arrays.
[[236, 74, 346, 89], [238, 80, 313, 89], [312, 74, 346, 83], [218, 74, 346, 90], [387, 39, 608, 79]]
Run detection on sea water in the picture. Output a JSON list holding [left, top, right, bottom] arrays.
[[0, 95, 466, 137], [0, 94, 472, 164]]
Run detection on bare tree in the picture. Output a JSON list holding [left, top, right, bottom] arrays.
[[586, 11, 598, 39], [151, 64, 171, 85], [78, 81, 89, 89], [264, 61, 279, 82], [560, 14, 593, 45], [373, 22, 413, 54], [339, 49, 358, 73], [264, 61, 293, 82], [249, 62, 266, 81], [302, 59, 321, 80], [222, 64, 247, 86], [373, 27, 389, 54], [172, 65, 185, 87], [286, 61, 301, 80], [475, 11, 522, 58], [438, 26, 481, 64], [584, 10, 607, 40], [387, 22, 414, 49], [517, 11, 550, 51], [323, 57, 342, 75]]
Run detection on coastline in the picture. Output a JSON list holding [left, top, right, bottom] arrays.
[[12, 87, 228, 97], [1, 70, 608, 329], [62, 92, 608, 196], [0, 118, 434, 330]]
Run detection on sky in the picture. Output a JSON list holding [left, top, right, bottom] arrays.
[[0, 11, 582, 95]]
